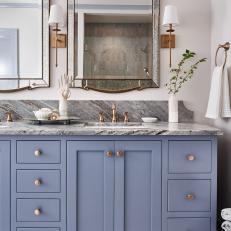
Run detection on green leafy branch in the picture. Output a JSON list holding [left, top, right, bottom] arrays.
[[166, 50, 207, 95]]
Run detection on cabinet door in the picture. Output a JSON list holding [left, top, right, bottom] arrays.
[[0, 141, 10, 231], [115, 141, 162, 231], [67, 141, 115, 231]]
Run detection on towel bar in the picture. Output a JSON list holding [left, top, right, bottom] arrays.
[[215, 42, 230, 68]]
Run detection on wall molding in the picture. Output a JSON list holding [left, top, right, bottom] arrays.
[[0, 3, 40, 8], [76, 4, 152, 11]]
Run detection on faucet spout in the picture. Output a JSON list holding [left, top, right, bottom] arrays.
[[112, 104, 117, 123]]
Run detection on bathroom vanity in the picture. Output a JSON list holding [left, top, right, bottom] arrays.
[[0, 122, 221, 231]]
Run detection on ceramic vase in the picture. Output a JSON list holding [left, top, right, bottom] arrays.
[[59, 98, 68, 118], [168, 94, 178, 123]]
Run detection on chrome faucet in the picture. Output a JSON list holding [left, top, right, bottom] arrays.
[[112, 104, 117, 123]]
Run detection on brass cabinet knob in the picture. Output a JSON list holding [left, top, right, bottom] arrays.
[[116, 151, 124, 157], [34, 179, 42, 186], [185, 193, 195, 201], [106, 151, 113, 157], [34, 208, 41, 216], [34, 150, 42, 157], [186, 154, 196, 161]]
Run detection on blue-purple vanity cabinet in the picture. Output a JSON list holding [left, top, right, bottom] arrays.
[[0, 141, 11, 231], [0, 136, 217, 231], [67, 140, 162, 231]]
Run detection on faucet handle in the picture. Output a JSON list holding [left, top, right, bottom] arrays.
[[99, 112, 105, 123], [124, 112, 129, 123], [112, 103, 116, 110], [6, 112, 13, 122]]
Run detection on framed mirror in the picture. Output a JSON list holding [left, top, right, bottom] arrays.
[[0, 0, 50, 92], [68, 0, 160, 93]]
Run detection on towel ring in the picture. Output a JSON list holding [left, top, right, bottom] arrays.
[[215, 42, 230, 68]]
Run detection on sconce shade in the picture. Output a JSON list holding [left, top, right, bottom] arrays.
[[48, 4, 64, 26], [162, 5, 179, 26]]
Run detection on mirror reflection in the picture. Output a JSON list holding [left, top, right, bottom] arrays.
[[0, 0, 49, 92], [84, 14, 152, 80], [68, 0, 160, 92]]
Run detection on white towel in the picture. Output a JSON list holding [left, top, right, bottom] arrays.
[[222, 208, 231, 221], [206, 66, 231, 119], [206, 66, 223, 119], [222, 221, 231, 231], [222, 67, 231, 117]]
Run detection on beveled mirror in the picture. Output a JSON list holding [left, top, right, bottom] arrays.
[[0, 0, 50, 92], [68, 0, 160, 93]]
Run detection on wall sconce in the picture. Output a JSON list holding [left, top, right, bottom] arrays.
[[162, 5, 179, 68], [48, 4, 66, 67]]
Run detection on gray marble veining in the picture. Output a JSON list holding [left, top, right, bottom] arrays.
[[0, 100, 193, 122], [0, 121, 222, 136]]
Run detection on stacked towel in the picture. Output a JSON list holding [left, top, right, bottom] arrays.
[[222, 209, 231, 231], [222, 221, 231, 231], [222, 208, 231, 221], [206, 66, 231, 119]]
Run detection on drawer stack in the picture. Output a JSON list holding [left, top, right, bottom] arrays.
[[12, 140, 64, 231], [164, 140, 216, 231]]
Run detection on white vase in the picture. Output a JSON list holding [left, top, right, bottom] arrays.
[[59, 98, 68, 118], [168, 94, 178, 123]]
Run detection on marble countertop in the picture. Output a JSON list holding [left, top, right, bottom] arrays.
[[0, 121, 222, 136]]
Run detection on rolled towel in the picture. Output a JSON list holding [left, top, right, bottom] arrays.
[[222, 208, 231, 221], [222, 221, 231, 231]]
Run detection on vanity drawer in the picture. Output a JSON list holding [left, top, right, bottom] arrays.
[[168, 180, 211, 212], [17, 141, 61, 164], [17, 229, 60, 231], [16, 199, 60, 222], [168, 141, 212, 173], [167, 218, 210, 231], [16, 170, 61, 193]]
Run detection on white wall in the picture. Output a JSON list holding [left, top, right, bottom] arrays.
[[211, 0, 231, 220], [0, 0, 212, 124]]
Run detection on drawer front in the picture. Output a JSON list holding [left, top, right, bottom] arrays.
[[167, 218, 210, 231], [17, 229, 60, 231], [168, 180, 211, 212], [17, 141, 61, 164], [17, 170, 61, 193], [17, 199, 60, 222], [168, 141, 212, 173]]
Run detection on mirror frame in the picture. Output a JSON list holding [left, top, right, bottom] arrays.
[[0, 0, 50, 93], [67, 0, 160, 93]]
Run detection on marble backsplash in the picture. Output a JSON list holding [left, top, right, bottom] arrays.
[[0, 100, 193, 122]]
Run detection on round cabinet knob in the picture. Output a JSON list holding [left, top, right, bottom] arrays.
[[106, 151, 113, 157], [186, 154, 196, 161], [116, 151, 124, 157], [185, 193, 195, 201], [34, 150, 42, 157], [34, 179, 42, 186], [34, 208, 41, 216]]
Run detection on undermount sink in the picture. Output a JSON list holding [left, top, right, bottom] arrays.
[[0, 124, 9, 128], [84, 122, 144, 128]]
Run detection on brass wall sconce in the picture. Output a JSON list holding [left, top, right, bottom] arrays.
[[162, 5, 179, 68], [48, 4, 66, 67]]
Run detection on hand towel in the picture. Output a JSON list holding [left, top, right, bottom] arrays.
[[222, 221, 231, 231], [206, 66, 223, 119], [222, 208, 231, 221], [221, 67, 231, 117]]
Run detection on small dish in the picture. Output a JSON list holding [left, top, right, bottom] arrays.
[[141, 117, 158, 123]]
